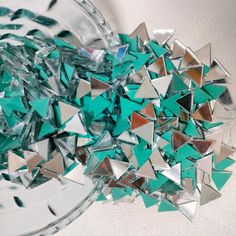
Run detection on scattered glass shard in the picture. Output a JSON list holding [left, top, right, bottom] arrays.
[[176, 93, 193, 113], [200, 184, 221, 206], [133, 121, 154, 144], [76, 79, 91, 99], [136, 160, 157, 179], [195, 43, 211, 67], [192, 102, 212, 122], [205, 59, 230, 82], [148, 57, 167, 76], [181, 48, 201, 69], [131, 112, 149, 130], [162, 163, 181, 185], [149, 147, 169, 170], [139, 102, 156, 120], [130, 22, 149, 41], [63, 162, 85, 185], [8, 151, 26, 173], [58, 101, 80, 123], [151, 74, 172, 97], [172, 130, 191, 151], [64, 113, 87, 135], [135, 77, 158, 99], [152, 29, 175, 46], [181, 66, 203, 87], [171, 39, 186, 59], [91, 77, 111, 99]]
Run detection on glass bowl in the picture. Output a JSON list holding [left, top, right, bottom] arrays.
[[0, 0, 119, 235]]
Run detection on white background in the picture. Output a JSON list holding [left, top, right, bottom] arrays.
[[57, 0, 236, 235]]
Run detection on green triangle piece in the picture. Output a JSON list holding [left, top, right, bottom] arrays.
[[203, 65, 210, 76], [169, 74, 189, 93], [113, 117, 130, 136], [148, 41, 168, 57], [53, 37, 76, 49], [212, 171, 232, 190], [60, 70, 68, 86], [176, 144, 201, 161], [194, 86, 211, 104], [141, 192, 158, 208], [165, 58, 175, 72], [203, 84, 226, 99], [0, 96, 28, 116], [29, 98, 50, 118], [131, 51, 152, 71], [162, 93, 181, 116], [3, 68, 12, 83], [202, 121, 223, 130], [120, 97, 141, 119], [133, 145, 152, 167], [158, 199, 176, 212], [215, 158, 235, 171], [63, 63, 74, 80], [184, 119, 201, 138], [112, 188, 127, 201], [119, 34, 138, 52], [150, 174, 168, 192], [96, 192, 107, 201], [38, 120, 56, 139]]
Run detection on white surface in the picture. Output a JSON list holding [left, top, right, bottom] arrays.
[[57, 0, 236, 235]]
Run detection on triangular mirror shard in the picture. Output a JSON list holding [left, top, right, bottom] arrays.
[[151, 74, 172, 97], [76, 79, 91, 99], [29, 139, 49, 161], [63, 163, 85, 185], [172, 130, 191, 151], [110, 159, 130, 179], [216, 144, 235, 163], [181, 48, 201, 69], [131, 112, 149, 130], [192, 139, 214, 155], [135, 77, 158, 99], [136, 160, 157, 179], [58, 101, 80, 124], [152, 29, 175, 46], [177, 201, 197, 222], [181, 66, 203, 87], [93, 157, 113, 177], [149, 147, 169, 170], [205, 130, 224, 155], [140, 102, 156, 120], [8, 151, 26, 173], [64, 113, 87, 135], [133, 122, 154, 144], [117, 131, 139, 145], [91, 77, 111, 99], [171, 39, 186, 59], [197, 155, 212, 176], [23, 151, 42, 172], [176, 93, 193, 113], [148, 57, 167, 76], [195, 43, 211, 66], [192, 102, 212, 122], [41, 152, 64, 178], [200, 184, 221, 205], [205, 59, 230, 82], [162, 163, 181, 185], [130, 22, 149, 41]]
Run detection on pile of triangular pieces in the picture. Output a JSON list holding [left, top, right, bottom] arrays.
[[0, 22, 235, 221]]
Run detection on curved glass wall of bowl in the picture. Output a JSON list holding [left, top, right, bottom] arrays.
[[0, 0, 119, 235], [0, 0, 119, 48]]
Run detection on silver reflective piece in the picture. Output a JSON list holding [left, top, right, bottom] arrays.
[[152, 29, 175, 46]]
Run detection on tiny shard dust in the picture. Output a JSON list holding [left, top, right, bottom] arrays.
[[0, 21, 235, 222]]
